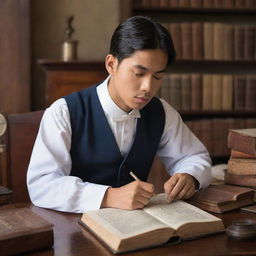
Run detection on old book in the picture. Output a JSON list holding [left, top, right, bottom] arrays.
[[204, 22, 214, 60], [233, 75, 246, 110], [202, 74, 212, 110], [225, 170, 256, 187], [244, 25, 255, 60], [80, 194, 224, 254], [241, 204, 256, 213], [179, 0, 190, 7], [234, 25, 245, 60], [212, 75, 222, 110], [189, 184, 254, 213], [203, 0, 213, 8], [223, 0, 235, 8], [245, 75, 256, 111], [222, 75, 233, 110], [168, 0, 179, 7], [192, 22, 203, 60], [181, 74, 191, 110], [227, 158, 256, 175], [231, 149, 256, 159], [190, 0, 203, 8], [181, 23, 193, 60], [191, 74, 202, 110], [0, 185, 12, 206], [169, 23, 182, 60], [213, 23, 225, 60], [223, 24, 234, 60], [228, 128, 256, 155], [0, 205, 54, 255], [169, 74, 182, 110]]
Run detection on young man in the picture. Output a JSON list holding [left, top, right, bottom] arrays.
[[27, 16, 212, 213]]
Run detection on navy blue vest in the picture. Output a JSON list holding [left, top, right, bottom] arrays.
[[64, 85, 165, 187]]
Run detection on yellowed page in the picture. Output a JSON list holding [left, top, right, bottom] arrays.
[[144, 194, 221, 230], [85, 207, 168, 239]]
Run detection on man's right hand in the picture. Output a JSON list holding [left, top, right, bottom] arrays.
[[101, 181, 155, 210]]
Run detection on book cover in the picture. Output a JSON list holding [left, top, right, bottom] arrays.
[[228, 128, 256, 155], [0, 205, 54, 255], [231, 149, 256, 159], [80, 194, 224, 254]]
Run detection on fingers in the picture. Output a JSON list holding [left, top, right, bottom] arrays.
[[164, 174, 196, 203]]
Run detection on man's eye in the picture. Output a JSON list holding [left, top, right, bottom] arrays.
[[135, 73, 144, 77], [153, 75, 162, 80]]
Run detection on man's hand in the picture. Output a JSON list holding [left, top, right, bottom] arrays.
[[164, 173, 198, 203], [101, 181, 154, 210]]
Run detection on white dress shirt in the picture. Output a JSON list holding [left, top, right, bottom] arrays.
[[27, 76, 212, 213]]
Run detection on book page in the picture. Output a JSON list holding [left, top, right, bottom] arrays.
[[85, 207, 169, 239], [144, 194, 221, 230]]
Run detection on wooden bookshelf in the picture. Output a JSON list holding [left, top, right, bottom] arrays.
[[122, 0, 256, 160]]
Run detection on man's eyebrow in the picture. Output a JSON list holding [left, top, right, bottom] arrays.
[[133, 65, 167, 74]]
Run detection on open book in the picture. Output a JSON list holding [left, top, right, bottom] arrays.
[[79, 194, 224, 254]]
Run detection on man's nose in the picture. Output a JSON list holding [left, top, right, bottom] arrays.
[[140, 77, 152, 92]]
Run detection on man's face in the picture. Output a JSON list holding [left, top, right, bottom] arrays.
[[106, 49, 168, 112]]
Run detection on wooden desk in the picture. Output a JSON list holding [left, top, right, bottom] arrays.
[[27, 205, 256, 256]]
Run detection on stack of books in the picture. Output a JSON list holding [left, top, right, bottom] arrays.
[[226, 128, 256, 202]]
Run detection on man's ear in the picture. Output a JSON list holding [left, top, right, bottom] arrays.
[[105, 54, 118, 75]]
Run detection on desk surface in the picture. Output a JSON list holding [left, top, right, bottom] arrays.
[[25, 205, 256, 256]]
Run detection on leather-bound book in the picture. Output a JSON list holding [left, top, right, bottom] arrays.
[[191, 73, 202, 110], [224, 24, 234, 60], [233, 75, 246, 110], [228, 128, 256, 155], [0, 186, 12, 206], [213, 23, 225, 60], [169, 23, 182, 60], [228, 158, 256, 175], [181, 74, 191, 110], [179, 0, 190, 7], [212, 75, 222, 110], [192, 22, 203, 60], [245, 0, 255, 8], [235, 0, 246, 8], [204, 23, 214, 60], [222, 75, 233, 110], [225, 170, 256, 188], [181, 23, 193, 60], [213, 0, 223, 8], [188, 184, 254, 213], [202, 74, 213, 110], [203, 0, 213, 8], [0, 205, 53, 255], [168, 0, 179, 7], [223, 0, 235, 8], [190, 0, 203, 8], [169, 74, 182, 110], [244, 25, 255, 61], [245, 75, 256, 111], [231, 149, 256, 159], [234, 25, 245, 60]]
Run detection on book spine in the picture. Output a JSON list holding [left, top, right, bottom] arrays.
[[212, 75, 222, 110], [191, 74, 202, 110], [204, 23, 214, 60], [244, 25, 255, 61], [223, 24, 234, 60], [169, 23, 182, 60], [202, 75, 213, 110], [234, 25, 245, 60], [233, 75, 246, 110], [181, 74, 191, 110], [192, 22, 203, 60], [181, 23, 193, 60], [245, 75, 256, 110], [222, 75, 233, 110]]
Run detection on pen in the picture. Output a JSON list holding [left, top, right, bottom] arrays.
[[129, 171, 140, 181]]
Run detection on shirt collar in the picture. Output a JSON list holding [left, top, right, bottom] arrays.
[[96, 76, 141, 121]]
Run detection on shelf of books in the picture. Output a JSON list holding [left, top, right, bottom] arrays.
[[125, 0, 256, 163]]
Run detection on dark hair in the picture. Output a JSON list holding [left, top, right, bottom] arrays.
[[109, 16, 176, 66]]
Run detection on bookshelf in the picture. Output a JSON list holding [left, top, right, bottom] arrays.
[[122, 0, 256, 163]]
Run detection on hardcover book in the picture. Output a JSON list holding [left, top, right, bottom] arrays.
[[227, 158, 256, 175], [189, 184, 254, 213], [228, 128, 256, 155], [80, 194, 224, 254], [0, 205, 54, 255]]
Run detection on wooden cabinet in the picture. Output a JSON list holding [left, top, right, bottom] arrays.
[[38, 60, 108, 107]]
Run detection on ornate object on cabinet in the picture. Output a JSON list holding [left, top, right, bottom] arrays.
[[62, 16, 78, 61]]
